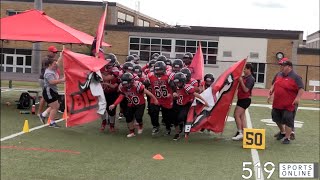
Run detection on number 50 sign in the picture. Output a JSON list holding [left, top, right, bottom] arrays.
[[243, 128, 266, 150]]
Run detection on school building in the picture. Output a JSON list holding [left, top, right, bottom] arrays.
[[1, 0, 319, 90]]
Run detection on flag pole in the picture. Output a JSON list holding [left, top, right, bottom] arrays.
[[220, 58, 248, 137], [95, 3, 108, 58], [61, 45, 68, 127]]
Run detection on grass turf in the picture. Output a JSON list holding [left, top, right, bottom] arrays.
[[1, 90, 319, 180]]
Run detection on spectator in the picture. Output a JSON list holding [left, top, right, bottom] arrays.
[[38, 46, 58, 122], [269, 60, 304, 144], [39, 58, 65, 128]]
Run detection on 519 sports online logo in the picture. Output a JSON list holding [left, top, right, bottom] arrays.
[[242, 162, 318, 179]]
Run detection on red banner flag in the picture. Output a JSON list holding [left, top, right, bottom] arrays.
[[63, 49, 107, 127], [185, 59, 247, 136], [189, 42, 204, 80]]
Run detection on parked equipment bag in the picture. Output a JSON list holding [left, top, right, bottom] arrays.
[[17, 92, 32, 109]]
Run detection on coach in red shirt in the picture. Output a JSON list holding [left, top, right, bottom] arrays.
[[270, 60, 304, 144]]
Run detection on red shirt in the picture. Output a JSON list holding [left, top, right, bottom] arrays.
[[119, 81, 145, 107], [147, 72, 174, 108], [237, 75, 255, 99], [272, 71, 303, 111], [176, 84, 195, 105]]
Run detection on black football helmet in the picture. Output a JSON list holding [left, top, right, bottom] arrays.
[[122, 62, 134, 73], [172, 59, 184, 73], [204, 73, 215, 87], [121, 72, 134, 88], [133, 65, 143, 76], [156, 55, 167, 62], [180, 68, 191, 82], [174, 72, 187, 88], [151, 53, 160, 60], [114, 60, 121, 68], [105, 53, 117, 69], [148, 59, 157, 69], [165, 59, 172, 66], [154, 61, 166, 76], [132, 54, 140, 64], [182, 52, 193, 65], [125, 55, 135, 62]]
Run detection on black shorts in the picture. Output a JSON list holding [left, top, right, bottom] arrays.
[[125, 104, 145, 123], [272, 108, 294, 128], [42, 87, 59, 104], [174, 103, 191, 126], [104, 92, 119, 116], [236, 98, 251, 109]]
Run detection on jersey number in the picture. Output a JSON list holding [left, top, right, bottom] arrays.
[[154, 85, 168, 98], [127, 96, 140, 105], [177, 95, 183, 105]]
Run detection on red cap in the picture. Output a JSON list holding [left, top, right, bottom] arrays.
[[278, 57, 289, 64], [48, 46, 58, 53]]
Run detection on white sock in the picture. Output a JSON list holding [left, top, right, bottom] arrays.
[[238, 130, 243, 134], [42, 110, 49, 117]]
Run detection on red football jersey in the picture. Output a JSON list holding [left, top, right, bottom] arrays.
[[101, 67, 120, 93], [166, 65, 172, 73], [144, 67, 154, 75], [176, 84, 195, 105], [188, 78, 199, 87], [147, 72, 174, 109], [134, 73, 147, 83], [119, 81, 145, 107]]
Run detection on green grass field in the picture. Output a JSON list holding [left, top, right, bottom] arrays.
[[1, 89, 319, 180]]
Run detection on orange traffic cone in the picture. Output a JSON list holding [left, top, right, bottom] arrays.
[[47, 117, 51, 125], [152, 154, 164, 160]]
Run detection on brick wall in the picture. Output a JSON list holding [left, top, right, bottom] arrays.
[[297, 54, 320, 91], [266, 39, 294, 88], [105, 30, 129, 63]]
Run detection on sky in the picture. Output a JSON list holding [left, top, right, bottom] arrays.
[[75, 0, 319, 39]]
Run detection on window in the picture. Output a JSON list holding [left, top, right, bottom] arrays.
[[129, 37, 219, 64], [0, 48, 32, 73], [138, 19, 150, 27], [251, 63, 266, 84], [144, 21, 150, 27], [117, 11, 134, 26], [6, 9, 23, 16], [250, 52, 259, 59], [223, 51, 232, 57], [175, 39, 219, 64], [129, 37, 172, 61], [138, 19, 143, 26]]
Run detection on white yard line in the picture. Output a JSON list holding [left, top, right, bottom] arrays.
[[246, 109, 265, 180], [1, 119, 64, 142]]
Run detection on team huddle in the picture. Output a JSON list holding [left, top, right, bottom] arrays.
[[99, 52, 211, 140]]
